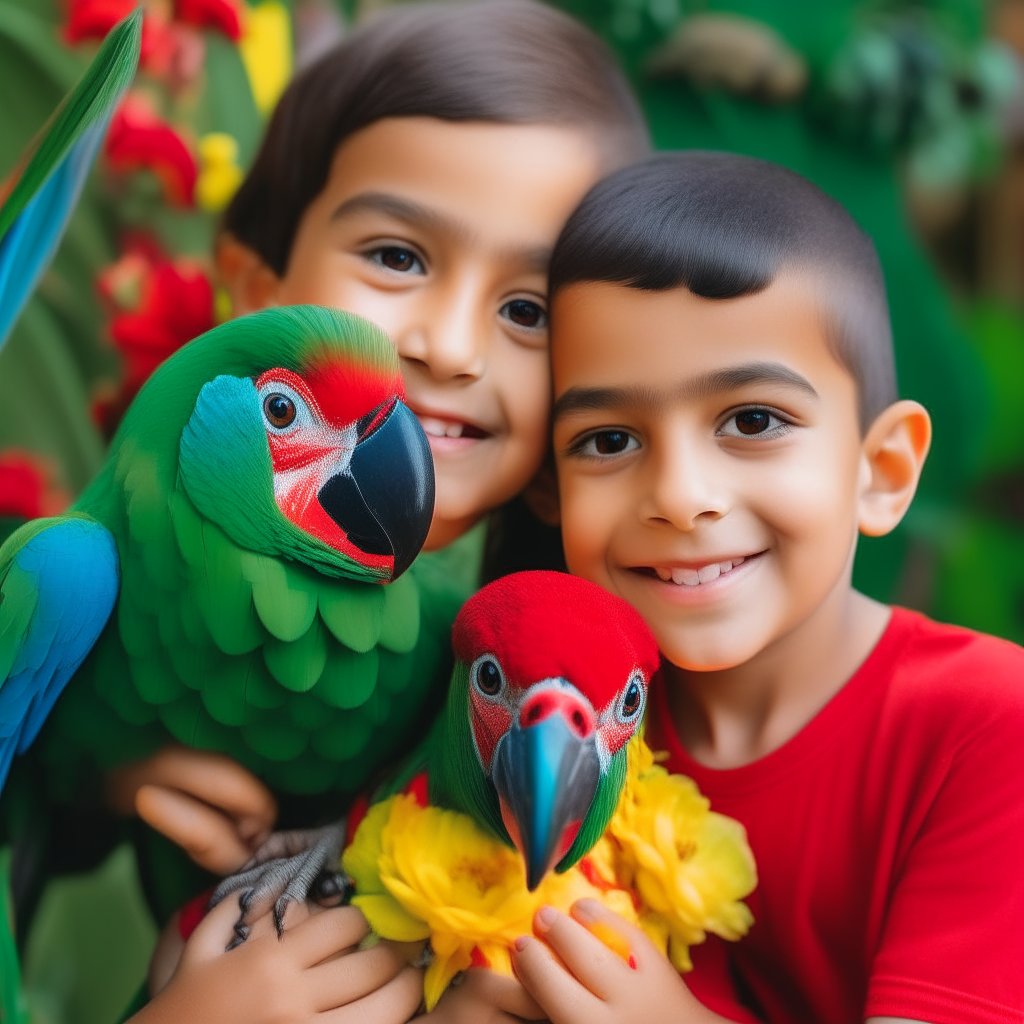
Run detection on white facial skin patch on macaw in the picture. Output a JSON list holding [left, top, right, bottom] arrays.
[[256, 367, 393, 572]]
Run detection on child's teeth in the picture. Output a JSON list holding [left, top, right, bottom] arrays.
[[671, 567, 700, 586], [420, 416, 447, 437], [697, 563, 721, 584], [655, 567, 672, 582], [445, 422, 464, 438], [732, 556, 745, 567], [719, 560, 733, 573]]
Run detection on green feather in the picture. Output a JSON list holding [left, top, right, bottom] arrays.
[[263, 617, 327, 693], [318, 579, 385, 652], [0, 9, 141, 238], [316, 643, 379, 709], [243, 552, 318, 643]]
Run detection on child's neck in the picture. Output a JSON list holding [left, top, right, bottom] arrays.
[[664, 580, 891, 770]]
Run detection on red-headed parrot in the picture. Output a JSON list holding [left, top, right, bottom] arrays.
[[392, 570, 662, 887], [214, 569, 663, 932]]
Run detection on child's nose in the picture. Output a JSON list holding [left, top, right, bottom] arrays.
[[395, 289, 487, 383], [644, 444, 728, 530]]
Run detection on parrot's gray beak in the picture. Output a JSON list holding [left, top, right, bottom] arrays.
[[490, 683, 601, 891], [317, 398, 435, 580]]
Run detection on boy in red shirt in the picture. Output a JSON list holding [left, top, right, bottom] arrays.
[[508, 153, 1024, 1024]]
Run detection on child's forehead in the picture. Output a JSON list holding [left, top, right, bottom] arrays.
[[550, 277, 857, 410]]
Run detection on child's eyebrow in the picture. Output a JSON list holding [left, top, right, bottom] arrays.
[[330, 191, 465, 239], [552, 361, 819, 422], [330, 191, 551, 272]]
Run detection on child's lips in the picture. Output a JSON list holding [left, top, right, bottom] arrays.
[[630, 551, 765, 598], [413, 411, 491, 452]]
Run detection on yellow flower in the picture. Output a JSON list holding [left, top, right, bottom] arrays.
[[342, 794, 636, 1010], [196, 133, 244, 212], [601, 736, 757, 972], [239, 1, 292, 115]]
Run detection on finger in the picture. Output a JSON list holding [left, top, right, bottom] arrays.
[[318, 964, 423, 1024], [283, 905, 371, 966], [143, 747, 278, 841], [136, 785, 256, 874], [182, 893, 249, 960], [570, 899, 662, 972], [457, 967, 547, 1019], [532, 904, 627, 999], [309, 941, 409, 1011], [512, 933, 600, 1024]]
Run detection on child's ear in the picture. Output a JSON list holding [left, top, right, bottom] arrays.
[[857, 399, 932, 537], [215, 233, 281, 316], [522, 459, 561, 527]]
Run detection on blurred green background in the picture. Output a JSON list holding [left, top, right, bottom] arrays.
[[2, 0, 1024, 1020]]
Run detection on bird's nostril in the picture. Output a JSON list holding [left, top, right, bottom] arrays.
[[525, 703, 543, 726], [571, 710, 586, 735]]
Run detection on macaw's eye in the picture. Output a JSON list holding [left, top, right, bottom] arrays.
[[475, 657, 503, 697], [616, 672, 646, 724], [264, 393, 296, 429]]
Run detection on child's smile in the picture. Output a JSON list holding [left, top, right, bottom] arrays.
[[552, 276, 871, 673], [232, 117, 604, 550]]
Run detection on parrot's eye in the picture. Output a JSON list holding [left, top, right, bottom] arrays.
[[264, 393, 296, 429], [616, 671, 646, 724], [472, 655, 505, 698]]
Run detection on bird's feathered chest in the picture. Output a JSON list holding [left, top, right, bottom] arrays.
[[44, 451, 458, 797]]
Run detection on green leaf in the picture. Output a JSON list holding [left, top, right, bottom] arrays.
[[318, 577, 384, 652], [314, 642, 378, 709], [377, 573, 420, 653], [242, 551, 317, 642], [262, 616, 327, 693]]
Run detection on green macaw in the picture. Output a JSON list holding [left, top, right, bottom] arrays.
[[0, 304, 467, 924]]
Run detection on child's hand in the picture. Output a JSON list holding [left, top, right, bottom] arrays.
[[512, 899, 722, 1024], [129, 896, 423, 1024], [106, 745, 278, 874], [416, 967, 547, 1024]]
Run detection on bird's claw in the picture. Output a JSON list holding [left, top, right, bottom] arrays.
[[208, 822, 348, 947]]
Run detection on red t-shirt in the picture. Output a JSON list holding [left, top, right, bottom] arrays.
[[647, 608, 1024, 1024]]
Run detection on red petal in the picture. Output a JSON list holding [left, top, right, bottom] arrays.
[[173, 0, 244, 40]]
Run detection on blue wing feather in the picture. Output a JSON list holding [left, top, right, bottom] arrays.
[[0, 118, 108, 351], [0, 517, 119, 790]]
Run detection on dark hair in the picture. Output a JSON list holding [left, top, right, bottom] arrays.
[[549, 152, 898, 428], [224, 0, 649, 276]]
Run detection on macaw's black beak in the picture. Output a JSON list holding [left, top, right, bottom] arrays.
[[316, 399, 435, 580], [491, 687, 602, 891]]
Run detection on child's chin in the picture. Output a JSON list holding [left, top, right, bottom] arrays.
[[657, 623, 768, 674]]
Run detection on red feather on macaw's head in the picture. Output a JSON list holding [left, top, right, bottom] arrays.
[[301, 353, 406, 432], [453, 571, 660, 712]]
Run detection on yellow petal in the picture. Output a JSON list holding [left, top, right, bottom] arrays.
[[424, 947, 473, 1011], [352, 894, 431, 943], [239, 1, 292, 115]]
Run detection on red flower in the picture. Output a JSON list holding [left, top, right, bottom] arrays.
[[93, 235, 214, 434], [105, 93, 197, 206], [173, 0, 244, 41], [65, 0, 242, 46], [0, 451, 69, 521]]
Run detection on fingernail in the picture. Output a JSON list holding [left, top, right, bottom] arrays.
[[535, 905, 557, 932], [514, 935, 531, 952], [570, 898, 599, 923]]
